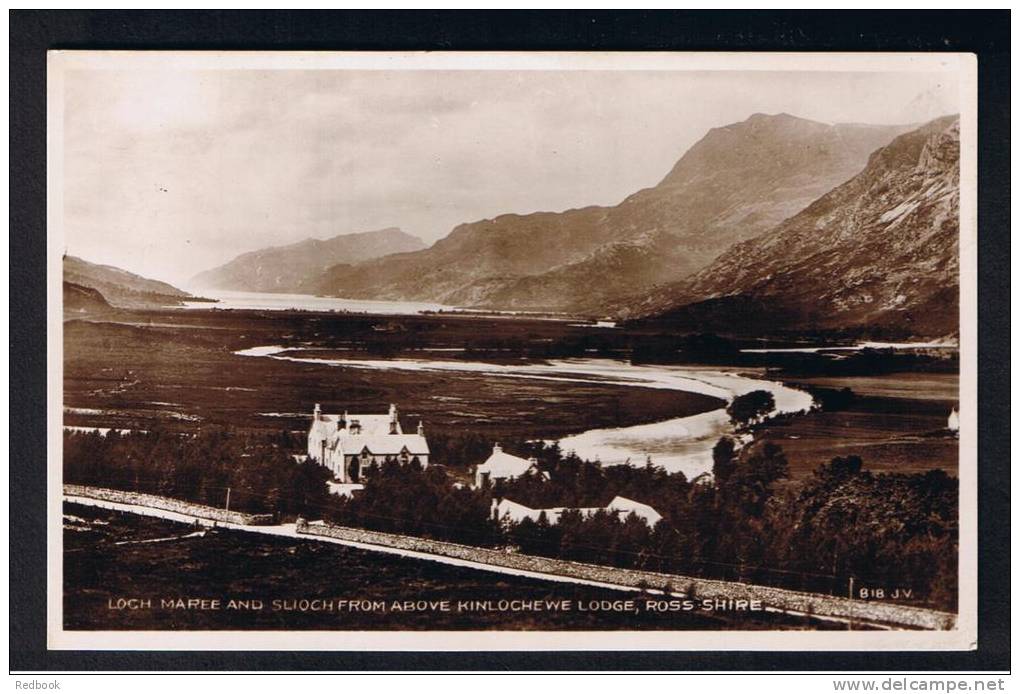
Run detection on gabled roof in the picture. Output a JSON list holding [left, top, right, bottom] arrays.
[[339, 434, 429, 456], [309, 418, 339, 439], [311, 413, 399, 440], [311, 404, 404, 438], [493, 496, 662, 527], [492, 498, 607, 525], [493, 498, 537, 518], [477, 448, 536, 478], [607, 496, 663, 526], [342, 414, 401, 436]]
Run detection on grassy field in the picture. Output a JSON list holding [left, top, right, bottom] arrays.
[[790, 373, 958, 402], [63, 504, 836, 631], [63, 313, 720, 441], [759, 385, 958, 479]]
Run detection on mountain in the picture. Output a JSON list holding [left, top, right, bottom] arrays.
[[63, 255, 195, 308], [190, 227, 426, 293], [63, 281, 112, 314], [305, 114, 908, 312], [625, 115, 960, 338]]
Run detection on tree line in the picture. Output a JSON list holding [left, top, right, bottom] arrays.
[[64, 427, 957, 610], [495, 439, 957, 608], [64, 428, 333, 518]]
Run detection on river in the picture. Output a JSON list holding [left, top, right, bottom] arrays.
[[740, 340, 958, 354], [235, 346, 814, 479]]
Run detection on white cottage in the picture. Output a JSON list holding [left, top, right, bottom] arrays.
[[491, 498, 602, 526], [492, 495, 662, 527], [307, 403, 429, 483], [474, 444, 539, 488], [606, 496, 663, 527]]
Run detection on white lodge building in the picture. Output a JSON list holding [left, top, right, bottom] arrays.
[[307, 403, 429, 483]]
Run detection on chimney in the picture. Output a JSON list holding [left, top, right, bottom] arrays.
[[493, 443, 502, 453], [417, 420, 424, 437], [313, 403, 321, 422]]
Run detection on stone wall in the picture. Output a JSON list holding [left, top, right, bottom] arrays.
[[63, 484, 275, 526], [298, 522, 956, 631], [60, 484, 956, 630]]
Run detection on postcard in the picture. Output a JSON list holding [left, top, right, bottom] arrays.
[[47, 50, 977, 651]]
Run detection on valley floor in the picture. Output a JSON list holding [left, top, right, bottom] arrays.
[[59, 306, 960, 633], [757, 386, 958, 479], [63, 305, 959, 480]]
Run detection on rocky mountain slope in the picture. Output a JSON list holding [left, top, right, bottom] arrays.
[[305, 114, 907, 312], [190, 227, 425, 293], [63, 255, 195, 308], [626, 115, 960, 337]]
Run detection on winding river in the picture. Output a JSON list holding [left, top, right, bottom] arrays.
[[236, 346, 814, 479]]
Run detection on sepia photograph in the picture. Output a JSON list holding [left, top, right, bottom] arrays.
[[45, 50, 977, 652]]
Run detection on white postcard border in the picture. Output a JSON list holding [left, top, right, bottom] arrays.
[[46, 50, 979, 652]]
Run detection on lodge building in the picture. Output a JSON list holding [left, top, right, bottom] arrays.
[[307, 403, 429, 483]]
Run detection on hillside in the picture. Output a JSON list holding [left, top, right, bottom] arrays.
[[63, 281, 113, 315], [305, 114, 908, 312], [190, 227, 426, 293], [625, 115, 960, 338], [63, 255, 195, 309]]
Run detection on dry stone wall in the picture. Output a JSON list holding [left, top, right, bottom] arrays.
[[64, 484, 275, 525], [60, 485, 955, 630], [299, 522, 957, 630]]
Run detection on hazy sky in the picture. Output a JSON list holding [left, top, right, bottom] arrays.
[[61, 67, 959, 286]]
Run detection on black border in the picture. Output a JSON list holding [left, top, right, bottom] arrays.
[[10, 10, 1010, 672]]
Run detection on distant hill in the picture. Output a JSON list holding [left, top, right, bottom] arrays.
[[63, 255, 194, 308], [63, 281, 113, 314], [304, 114, 908, 313], [190, 227, 426, 293], [625, 115, 960, 338]]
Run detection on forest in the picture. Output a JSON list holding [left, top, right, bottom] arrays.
[[63, 426, 958, 610], [498, 441, 957, 608], [63, 427, 333, 518]]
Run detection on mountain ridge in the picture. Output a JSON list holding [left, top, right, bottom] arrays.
[[63, 255, 195, 308], [191, 227, 426, 293], [623, 114, 960, 338], [304, 113, 909, 312]]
